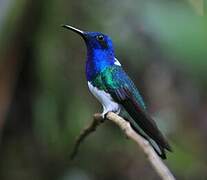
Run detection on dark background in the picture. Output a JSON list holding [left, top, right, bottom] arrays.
[[0, 0, 206, 179]]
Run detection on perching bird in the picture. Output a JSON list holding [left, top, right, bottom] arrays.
[[62, 25, 172, 159]]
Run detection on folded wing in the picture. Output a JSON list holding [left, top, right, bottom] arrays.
[[102, 66, 172, 159]]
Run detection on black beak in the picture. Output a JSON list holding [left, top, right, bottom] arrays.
[[62, 25, 86, 39]]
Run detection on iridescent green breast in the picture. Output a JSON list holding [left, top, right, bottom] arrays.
[[90, 65, 146, 110], [91, 73, 106, 91], [90, 66, 119, 91]]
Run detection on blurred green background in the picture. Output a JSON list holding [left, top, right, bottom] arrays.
[[0, 0, 206, 179]]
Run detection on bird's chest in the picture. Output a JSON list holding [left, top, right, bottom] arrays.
[[88, 81, 113, 107], [88, 81, 121, 116]]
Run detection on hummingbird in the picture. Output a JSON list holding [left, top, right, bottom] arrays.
[[62, 25, 172, 159]]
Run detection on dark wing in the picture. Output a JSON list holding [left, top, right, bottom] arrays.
[[102, 66, 172, 159]]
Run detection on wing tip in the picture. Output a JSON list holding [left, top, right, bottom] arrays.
[[159, 151, 167, 160], [151, 142, 171, 160], [144, 135, 172, 159], [161, 138, 173, 152], [159, 142, 173, 159], [166, 144, 173, 152], [158, 138, 173, 159]]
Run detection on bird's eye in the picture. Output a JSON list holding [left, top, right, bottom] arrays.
[[96, 35, 104, 41]]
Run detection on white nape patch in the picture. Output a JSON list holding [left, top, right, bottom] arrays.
[[88, 82, 121, 117], [114, 58, 121, 66]]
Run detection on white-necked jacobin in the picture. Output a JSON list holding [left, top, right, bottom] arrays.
[[62, 25, 172, 159]]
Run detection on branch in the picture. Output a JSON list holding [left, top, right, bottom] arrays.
[[71, 112, 175, 180], [106, 112, 175, 180], [70, 113, 103, 159]]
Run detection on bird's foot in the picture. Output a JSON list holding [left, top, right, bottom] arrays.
[[101, 108, 121, 121], [100, 112, 107, 122]]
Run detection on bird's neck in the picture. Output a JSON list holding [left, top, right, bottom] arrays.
[[86, 48, 115, 81]]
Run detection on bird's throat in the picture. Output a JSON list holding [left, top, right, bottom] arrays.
[[86, 49, 115, 81]]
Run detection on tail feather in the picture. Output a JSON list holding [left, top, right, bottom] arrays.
[[127, 117, 168, 159], [122, 99, 172, 158]]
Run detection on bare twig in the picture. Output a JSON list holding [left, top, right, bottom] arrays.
[[71, 112, 175, 180], [70, 113, 104, 159]]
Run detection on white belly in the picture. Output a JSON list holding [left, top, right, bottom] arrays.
[[88, 82, 120, 117]]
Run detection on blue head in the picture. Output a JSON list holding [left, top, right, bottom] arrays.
[[62, 25, 116, 80]]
